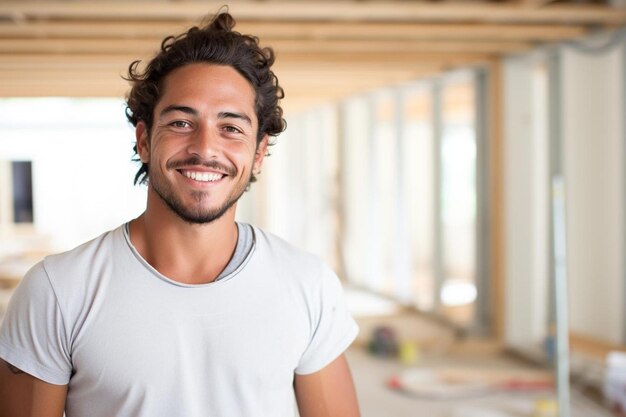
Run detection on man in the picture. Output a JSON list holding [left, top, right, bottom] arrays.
[[0, 12, 360, 417]]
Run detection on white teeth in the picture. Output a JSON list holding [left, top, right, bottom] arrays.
[[183, 171, 223, 182]]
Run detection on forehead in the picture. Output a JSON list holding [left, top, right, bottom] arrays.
[[157, 63, 256, 117]]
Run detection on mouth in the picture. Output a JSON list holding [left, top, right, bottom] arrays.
[[178, 169, 226, 183]]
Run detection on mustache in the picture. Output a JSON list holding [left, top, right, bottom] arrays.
[[167, 157, 236, 176]]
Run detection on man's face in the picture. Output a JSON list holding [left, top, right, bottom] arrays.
[[136, 63, 267, 224]]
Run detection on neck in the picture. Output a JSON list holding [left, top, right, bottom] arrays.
[[129, 189, 239, 284]]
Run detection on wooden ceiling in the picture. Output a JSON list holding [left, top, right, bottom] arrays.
[[0, 1, 625, 110]]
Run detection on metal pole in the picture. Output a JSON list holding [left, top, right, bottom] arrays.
[[548, 49, 571, 417], [551, 176, 571, 417]]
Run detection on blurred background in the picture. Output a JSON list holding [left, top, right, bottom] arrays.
[[0, 1, 625, 416]]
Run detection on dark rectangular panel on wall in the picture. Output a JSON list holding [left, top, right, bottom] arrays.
[[11, 161, 33, 223]]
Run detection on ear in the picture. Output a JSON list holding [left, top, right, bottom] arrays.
[[135, 121, 150, 163], [253, 135, 269, 174]]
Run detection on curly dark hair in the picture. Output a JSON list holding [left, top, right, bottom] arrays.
[[124, 11, 286, 185]]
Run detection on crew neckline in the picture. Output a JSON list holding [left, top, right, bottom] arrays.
[[121, 222, 256, 288]]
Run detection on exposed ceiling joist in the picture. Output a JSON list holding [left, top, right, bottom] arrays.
[[242, 21, 588, 41], [275, 52, 490, 67], [518, 0, 560, 8], [0, 38, 531, 55], [0, 52, 491, 70], [0, 21, 587, 43], [0, 54, 150, 70], [275, 39, 529, 54], [0, 68, 437, 103], [0, 67, 423, 81]]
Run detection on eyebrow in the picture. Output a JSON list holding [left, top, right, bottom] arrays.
[[218, 111, 252, 127], [159, 105, 197, 117]]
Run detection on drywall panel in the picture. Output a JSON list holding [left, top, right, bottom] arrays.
[[562, 41, 625, 344], [503, 53, 551, 351]]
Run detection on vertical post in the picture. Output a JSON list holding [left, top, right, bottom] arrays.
[[622, 37, 626, 345], [432, 81, 444, 313], [394, 88, 410, 302], [551, 176, 571, 417], [548, 48, 571, 417], [334, 102, 348, 281], [488, 59, 506, 342], [473, 67, 492, 337], [367, 95, 381, 290]]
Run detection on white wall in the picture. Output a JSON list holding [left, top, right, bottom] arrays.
[[503, 32, 626, 349], [0, 98, 146, 251], [503, 52, 551, 351], [562, 43, 625, 344], [260, 104, 339, 265]]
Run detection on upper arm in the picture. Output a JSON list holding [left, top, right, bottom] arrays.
[[0, 359, 67, 417], [294, 354, 360, 417]]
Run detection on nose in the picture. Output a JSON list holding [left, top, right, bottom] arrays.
[[186, 124, 219, 159]]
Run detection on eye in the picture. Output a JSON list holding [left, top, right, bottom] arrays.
[[169, 120, 191, 129], [223, 125, 243, 134]]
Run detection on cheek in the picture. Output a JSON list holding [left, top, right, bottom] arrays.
[[151, 139, 182, 165], [228, 142, 258, 166]]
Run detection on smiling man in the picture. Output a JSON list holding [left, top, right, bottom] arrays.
[[0, 12, 360, 417]]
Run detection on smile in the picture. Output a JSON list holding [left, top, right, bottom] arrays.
[[180, 170, 224, 182]]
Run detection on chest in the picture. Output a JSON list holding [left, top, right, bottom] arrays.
[[68, 275, 310, 403]]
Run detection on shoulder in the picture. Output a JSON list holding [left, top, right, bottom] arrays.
[[250, 226, 339, 290], [10, 225, 128, 337], [252, 227, 330, 273], [42, 225, 124, 279], [33, 225, 126, 304]]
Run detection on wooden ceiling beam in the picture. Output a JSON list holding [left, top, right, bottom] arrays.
[[276, 52, 491, 67], [0, 38, 531, 55], [0, 2, 624, 25], [0, 42, 485, 105], [292, 39, 531, 54], [0, 81, 130, 98], [0, 21, 588, 43], [0, 68, 423, 83], [0, 51, 491, 69], [0, 39, 161, 55], [0, 73, 435, 100], [0, 55, 440, 99], [278, 68, 434, 80], [0, 55, 147, 72], [239, 21, 588, 41], [519, 0, 560, 8], [0, 76, 419, 94]]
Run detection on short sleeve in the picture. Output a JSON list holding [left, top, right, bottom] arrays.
[[295, 266, 359, 375], [0, 261, 71, 385]]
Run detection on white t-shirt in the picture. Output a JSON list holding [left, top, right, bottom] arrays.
[[0, 224, 358, 417]]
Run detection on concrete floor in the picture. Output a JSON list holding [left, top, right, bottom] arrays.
[[344, 287, 613, 417], [347, 345, 615, 417]]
